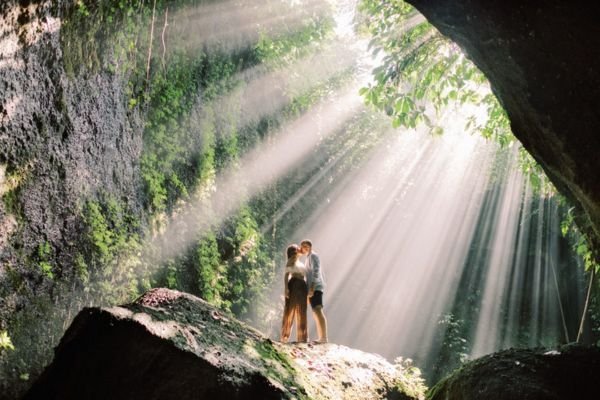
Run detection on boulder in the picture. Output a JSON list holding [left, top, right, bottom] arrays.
[[429, 345, 600, 400], [24, 288, 425, 400]]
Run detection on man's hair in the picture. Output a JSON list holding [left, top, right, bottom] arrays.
[[300, 239, 313, 248], [287, 244, 299, 259]]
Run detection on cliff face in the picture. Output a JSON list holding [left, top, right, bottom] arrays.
[[25, 288, 426, 400], [0, 0, 142, 299], [1, 1, 144, 394], [1, 1, 343, 395], [406, 0, 600, 256]]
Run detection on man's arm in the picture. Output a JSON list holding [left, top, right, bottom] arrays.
[[309, 254, 320, 295]]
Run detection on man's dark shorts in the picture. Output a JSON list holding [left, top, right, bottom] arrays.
[[310, 290, 324, 309]]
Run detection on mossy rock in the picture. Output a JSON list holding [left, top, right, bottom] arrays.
[[428, 345, 600, 400], [25, 288, 426, 400]]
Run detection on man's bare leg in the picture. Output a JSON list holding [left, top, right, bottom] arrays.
[[312, 306, 328, 343]]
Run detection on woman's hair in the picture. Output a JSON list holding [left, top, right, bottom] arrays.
[[286, 244, 299, 259]]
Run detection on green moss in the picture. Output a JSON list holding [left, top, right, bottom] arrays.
[[1, 163, 29, 224], [80, 196, 142, 304], [0, 331, 15, 351], [195, 233, 228, 308], [2, 188, 21, 218], [253, 340, 309, 399], [390, 357, 427, 399]]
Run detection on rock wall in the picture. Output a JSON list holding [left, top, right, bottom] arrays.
[[406, 0, 600, 256], [0, 1, 144, 395], [0, 0, 143, 326]]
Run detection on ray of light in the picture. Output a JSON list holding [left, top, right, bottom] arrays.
[[276, 112, 498, 347], [166, 0, 331, 54], [149, 84, 365, 261], [266, 102, 585, 370]]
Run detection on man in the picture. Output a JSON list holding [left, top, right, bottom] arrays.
[[300, 239, 328, 343]]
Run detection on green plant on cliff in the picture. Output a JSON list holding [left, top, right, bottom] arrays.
[[0, 331, 15, 352], [391, 357, 427, 399], [197, 234, 228, 302], [255, 14, 334, 68], [224, 207, 275, 317], [357, 0, 551, 188], [561, 207, 599, 274], [430, 313, 469, 381], [139, 10, 335, 216], [36, 242, 55, 280], [80, 197, 143, 305], [135, 5, 337, 317]]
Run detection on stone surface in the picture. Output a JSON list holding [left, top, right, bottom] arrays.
[[0, 4, 145, 394], [407, 0, 600, 257], [0, 0, 143, 319], [24, 288, 425, 400], [429, 345, 600, 400]]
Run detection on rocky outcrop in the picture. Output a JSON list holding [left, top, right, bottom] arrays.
[[0, 0, 143, 294], [24, 288, 426, 400], [406, 0, 600, 256], [0, 5, 145, 392], [429, 345, 600, 400]]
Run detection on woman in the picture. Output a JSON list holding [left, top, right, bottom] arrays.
[[280, 244, 308, 343]]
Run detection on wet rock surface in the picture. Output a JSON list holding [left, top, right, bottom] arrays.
[[407, 0, 600, 256], [429, 345, 600, 400], [0, 0, 143, 316], [25, 288, 425, 400]]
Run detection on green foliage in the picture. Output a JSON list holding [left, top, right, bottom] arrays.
[[80, 196, 142, 304], [560, 205, 599, 274], [82, 201, 114, 265], [195, 233, 229, 308], [255, 14, 334, 67], [0, 331, 15, 351], [221, 207, 275, 317], [517, 148, 554, 196], [391, 357, 427, 399], [358, 1, 514, 146], [36, 242, 55, 280], [431, 313, 469, 380]]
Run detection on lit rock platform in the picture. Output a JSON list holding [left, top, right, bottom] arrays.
[[25, 288, 425, 400]]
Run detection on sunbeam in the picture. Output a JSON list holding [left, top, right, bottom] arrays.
[[2, 1, 596, 396], [149, 83, 365, 261], [264, 106, 585, 377], [167, 0, 332, 54]]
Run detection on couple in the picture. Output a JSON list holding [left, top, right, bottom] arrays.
[[280, 239, 328, 344]]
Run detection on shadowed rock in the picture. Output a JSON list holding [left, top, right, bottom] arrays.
[[24, 288, 425, 400], [429, 345, 600, 400]]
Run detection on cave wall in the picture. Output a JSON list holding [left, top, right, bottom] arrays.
[[406, 0, 600, 256], [0, 0, 143, 368], [0, 1, 143, 261]]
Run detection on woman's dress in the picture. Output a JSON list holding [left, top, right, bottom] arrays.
[[280, 260, 308, 342]]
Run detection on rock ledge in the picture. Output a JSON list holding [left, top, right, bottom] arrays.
[[25, 288, 425, 400]]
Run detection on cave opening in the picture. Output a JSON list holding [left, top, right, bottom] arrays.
[[0, 0, 598, 396]]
